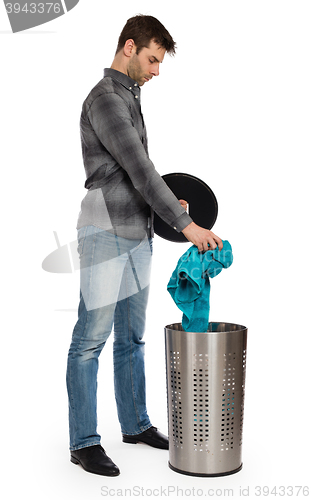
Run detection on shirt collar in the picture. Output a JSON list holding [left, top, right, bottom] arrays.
[[104, 68, 141, 101]]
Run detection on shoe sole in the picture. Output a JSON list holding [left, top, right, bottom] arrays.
[[122, 436, 140, 444], [122, 436, 168, 449]]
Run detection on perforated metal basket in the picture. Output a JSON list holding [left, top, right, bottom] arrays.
[[165, 322, 247, 477]]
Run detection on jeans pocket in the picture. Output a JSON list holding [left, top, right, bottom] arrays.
[[77, 227, 88, 257]]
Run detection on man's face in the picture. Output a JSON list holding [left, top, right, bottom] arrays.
[[128, 40, 166, 86]]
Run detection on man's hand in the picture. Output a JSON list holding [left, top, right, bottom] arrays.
[[182, 222, 223, 253], [179, 199, 188, 211]]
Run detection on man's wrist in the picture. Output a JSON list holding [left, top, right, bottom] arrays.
[[173, 212, 193, 232]]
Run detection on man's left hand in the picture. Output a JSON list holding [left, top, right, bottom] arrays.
[[179, 199, 188, 211]]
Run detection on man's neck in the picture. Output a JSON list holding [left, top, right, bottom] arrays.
[[110, 52, 128, 77]]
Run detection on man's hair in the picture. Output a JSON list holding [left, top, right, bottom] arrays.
[[115, 15, 176, 56]]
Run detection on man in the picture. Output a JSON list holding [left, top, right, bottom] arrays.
[[66, 14, 223, 477]]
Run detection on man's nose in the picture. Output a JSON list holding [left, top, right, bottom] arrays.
[[151, 64, 160, 77]]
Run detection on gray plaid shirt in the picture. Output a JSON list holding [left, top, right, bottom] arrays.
[[77, 68, 193, 239]]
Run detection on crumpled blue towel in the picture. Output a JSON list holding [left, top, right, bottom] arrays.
[[167, 241, 233, 332]]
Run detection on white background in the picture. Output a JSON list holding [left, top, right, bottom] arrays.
[[1, 1, 310, 498]]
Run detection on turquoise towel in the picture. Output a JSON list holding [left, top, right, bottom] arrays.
[[167, 241, 233, 332]]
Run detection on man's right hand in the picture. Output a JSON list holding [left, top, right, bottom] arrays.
[[182, 222, 223, 253]]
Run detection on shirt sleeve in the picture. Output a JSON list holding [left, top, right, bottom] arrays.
[[87, 91, 193, 232]]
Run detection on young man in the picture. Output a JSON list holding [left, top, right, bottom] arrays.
[[66, 15, 223, 477]]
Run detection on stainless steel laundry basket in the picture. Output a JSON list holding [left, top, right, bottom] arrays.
[[165, 322, 247, 477]]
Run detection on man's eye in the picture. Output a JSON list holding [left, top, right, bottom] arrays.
[[149, 59, 154, 63]]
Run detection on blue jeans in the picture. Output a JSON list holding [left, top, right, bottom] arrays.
[[66, 226, 153, 451]]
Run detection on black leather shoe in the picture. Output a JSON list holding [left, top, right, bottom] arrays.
[[70, 445, 120, 476], [122, 426, 169, 449]]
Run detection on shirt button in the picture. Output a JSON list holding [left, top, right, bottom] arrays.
[[129, 87, 132, 90], [135, 95, 138, 99], [134, 83, 138, 87]]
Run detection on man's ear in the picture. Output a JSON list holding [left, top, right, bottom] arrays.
[[124, 39, 136, 57]]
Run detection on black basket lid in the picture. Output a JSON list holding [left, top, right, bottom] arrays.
[[154, 172, 218, 242]]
